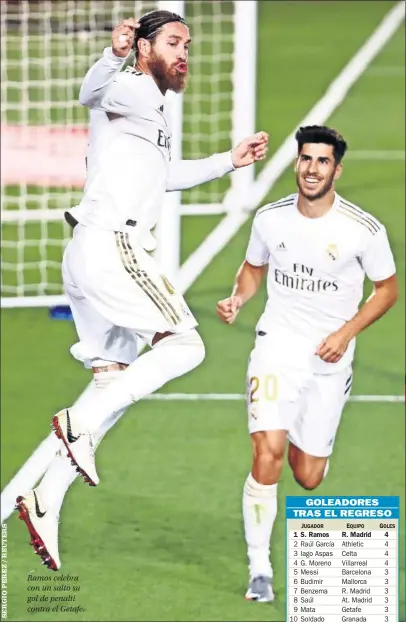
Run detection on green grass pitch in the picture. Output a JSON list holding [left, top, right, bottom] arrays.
[[1, 2, 404, 620]]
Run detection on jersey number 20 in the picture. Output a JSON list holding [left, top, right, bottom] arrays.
[[249, 374, 278, 403]]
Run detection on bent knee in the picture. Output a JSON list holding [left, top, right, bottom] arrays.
[[190, 330, 206, 363], [252, 451, 284, 486], [293, 470, 323, 491], [179, 329, 206, 367], [255, 444, 284, 465], [255, 451, 284, 474], [154, 328, 205, 369]]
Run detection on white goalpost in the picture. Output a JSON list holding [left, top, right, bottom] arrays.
[[1, 0, 257, 306]]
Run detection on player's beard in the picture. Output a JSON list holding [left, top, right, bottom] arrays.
[[148, 52, 188, 94], [296, 169, 336, 201]]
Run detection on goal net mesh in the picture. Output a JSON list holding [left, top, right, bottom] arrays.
[[1, 0, 235, 297]]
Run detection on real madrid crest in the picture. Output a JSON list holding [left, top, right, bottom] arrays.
[[326, 244, 339, 261]]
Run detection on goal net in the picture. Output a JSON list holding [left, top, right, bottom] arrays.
[[1, 0, 256, 306]]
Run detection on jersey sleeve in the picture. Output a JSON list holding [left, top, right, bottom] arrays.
[[99, 73, 140, 116], [166, 152, 234, 191], [245, 216, 270, 266], [360, 227, 396, 282], [79, 47, 126, 108]]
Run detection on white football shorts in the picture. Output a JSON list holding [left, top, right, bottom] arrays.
[[246, 337, 352, 457], [62, 224, 197, 368]]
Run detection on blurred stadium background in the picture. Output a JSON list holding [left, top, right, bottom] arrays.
[[1, 1, 404, 620]]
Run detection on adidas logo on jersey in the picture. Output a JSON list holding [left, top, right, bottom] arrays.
[[276, 242, 286, 251]]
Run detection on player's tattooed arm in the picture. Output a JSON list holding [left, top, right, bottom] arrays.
[[79, 19, 140, 108], [217, 260, 267, 325], [316, 274, 398, 363]]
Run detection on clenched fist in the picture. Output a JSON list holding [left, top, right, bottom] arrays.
[[217, 295, 243, 324], [112, 18, 140, 58], [316, 326, 352, 363], [231, 132, 269, 168]]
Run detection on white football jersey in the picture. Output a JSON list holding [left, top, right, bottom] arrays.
[[245, 192, 396, 373], [69, 65, 172, 241], [66, 48, 234, 244]]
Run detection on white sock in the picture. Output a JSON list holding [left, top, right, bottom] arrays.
[[35, 450, 78, 516], [323, 459, 330, 479], [242, 473, 277, 579], [36, 374, 127, 515], [69, 330, 205, 433]]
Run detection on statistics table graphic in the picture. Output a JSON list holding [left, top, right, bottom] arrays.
[[286, 496, 399, 622]]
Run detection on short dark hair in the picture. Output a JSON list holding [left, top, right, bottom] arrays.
[[133, 10, 187, 58], [295, 125, 348, 164]]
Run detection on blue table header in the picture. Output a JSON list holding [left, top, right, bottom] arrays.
[[286, 496, 399, 519]]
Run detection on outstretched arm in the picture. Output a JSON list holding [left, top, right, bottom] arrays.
[[79, 19, 139, 108], [167, 152, 235, 191], [166, 132, 268, 191]]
